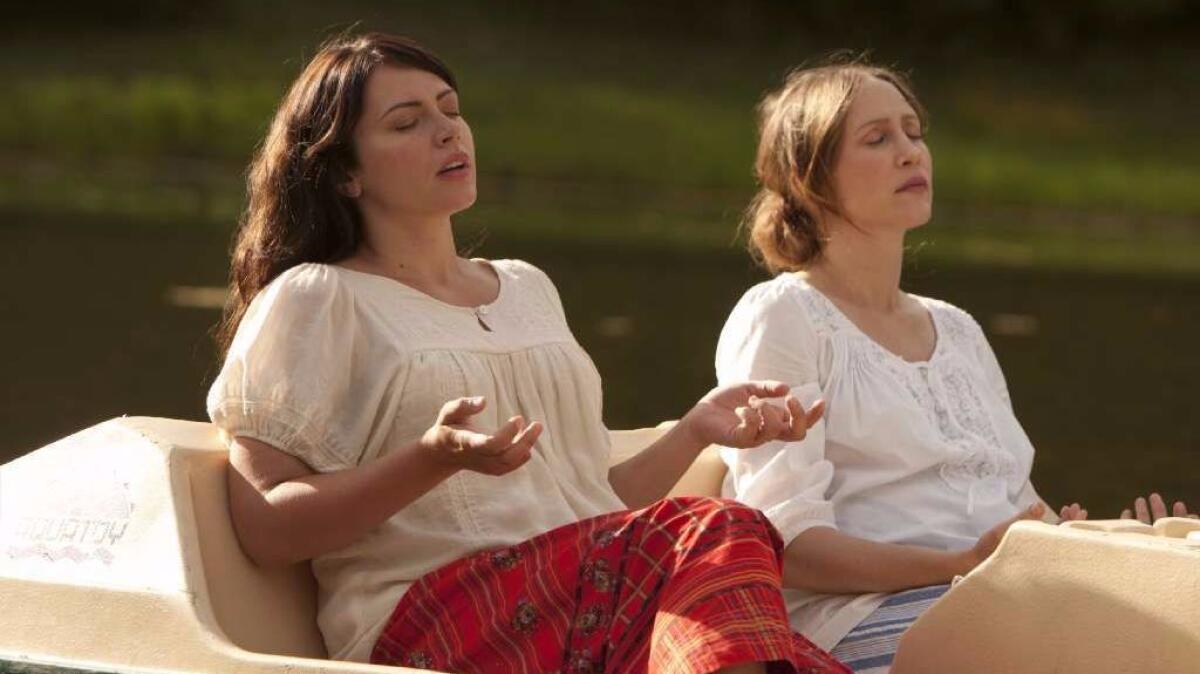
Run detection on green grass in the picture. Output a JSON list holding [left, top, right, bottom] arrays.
[[2, 2, 1198, 274]]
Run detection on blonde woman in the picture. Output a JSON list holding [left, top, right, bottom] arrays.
[[715, 62, 1079, 673]]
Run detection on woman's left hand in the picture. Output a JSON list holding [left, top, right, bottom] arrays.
[[680, 380, 825, 449], [1058, 502, 1088, 521]]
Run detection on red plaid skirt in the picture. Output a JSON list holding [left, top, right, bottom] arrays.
[[371, 496, 849, 674]]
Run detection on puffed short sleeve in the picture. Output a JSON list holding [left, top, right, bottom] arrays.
[[206, 264, 371, 472], [967, 314, 1013, 409], [715, 282, 837, 544]]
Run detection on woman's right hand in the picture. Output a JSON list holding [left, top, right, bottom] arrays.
[[1120, 493, 1196, 523], [421, 397, 543, 476], [957, 503, 1045, 574]]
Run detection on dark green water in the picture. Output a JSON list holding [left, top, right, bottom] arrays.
[[2, 220, 1196, 516]]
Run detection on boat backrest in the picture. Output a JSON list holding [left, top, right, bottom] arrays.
[[132, 417, 330, 658], [166, 417, 721, 658]]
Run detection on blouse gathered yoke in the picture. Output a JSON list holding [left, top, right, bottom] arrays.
[[715, 273, 1043, 650], [207, 261, 626, 662]]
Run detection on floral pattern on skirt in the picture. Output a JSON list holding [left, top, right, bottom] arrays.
[[371, 496, 850, 674]]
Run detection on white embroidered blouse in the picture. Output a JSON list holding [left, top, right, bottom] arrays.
[[207, 260, 626, 662], [715, 273, 1042, 649]]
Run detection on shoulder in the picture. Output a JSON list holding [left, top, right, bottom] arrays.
[[727, 274, 818, 330], [266, 262, 346, 299], [225, 263, 359, 360], [491, 258, 552, 286], [491, 258, 562, 300], [248, 263, 354, 320], [720, 274, 821, 351], [916, 295, 981, 330], [913, 294, 987, 347]]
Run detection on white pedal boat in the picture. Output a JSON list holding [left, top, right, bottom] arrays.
[[1, 417, 1198, 673]]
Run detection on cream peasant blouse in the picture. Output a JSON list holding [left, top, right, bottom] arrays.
[[716, 273, 1042, 650], [207, 261, 626, 662]]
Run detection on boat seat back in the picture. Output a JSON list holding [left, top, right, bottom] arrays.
[[137, 417, 331, 658], [186, 419, 722, 657], [157, 419, 723, 659]]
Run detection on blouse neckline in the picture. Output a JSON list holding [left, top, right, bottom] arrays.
[[332, 258, 507, 315], [789, 274, 945, 367]]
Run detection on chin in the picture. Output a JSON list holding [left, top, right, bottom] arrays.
[[902, 204, 933, 230], [447, 192, 478, 216]]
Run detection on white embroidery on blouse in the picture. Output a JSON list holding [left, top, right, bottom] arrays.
[[795, 285, 1019, 504]]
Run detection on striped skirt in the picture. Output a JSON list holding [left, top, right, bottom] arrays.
[[371, 496, 850, 674], [828, 584, 951, 673]]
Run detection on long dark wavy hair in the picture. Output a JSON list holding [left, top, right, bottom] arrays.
[[214, 32, 457, 356]]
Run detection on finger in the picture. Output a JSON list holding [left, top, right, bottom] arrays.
[[1025, 502, 1045, 520], [495, 441, 534, 472], [1150, 493, 1168, 521], [729, 406, 763, 447], [1005, 503, 1043, 528], [754, 400, 787, 441], [1173, 501, 1190, 518], [480, 416, 524, 454], [742, 405, 764, 432], [1134, 497, 1151, 524], [987, 503, 1043, 540], [438, 396, 486, 425], [782, 396, 809, 440], [447, 428, 493, 454], [742, 380, 791, 400], [1060, 505, 1070, 521], [1079, 508, 1088, 519], [1120, 508, 1133, 520], [805, 399, 827, 426], [509, 420, 543, 452]]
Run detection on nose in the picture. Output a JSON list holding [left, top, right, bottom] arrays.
[[897, 135, 924, 167], [434, 112, 459, 147]]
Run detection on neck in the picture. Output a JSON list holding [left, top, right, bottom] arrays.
[[357, 210, 461, 284], [805, 217, 906, 311]]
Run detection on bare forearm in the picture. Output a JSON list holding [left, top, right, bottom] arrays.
[[782, 527, 969, 594], [231, 442, 456, 566], [607, 422, 705, 509]]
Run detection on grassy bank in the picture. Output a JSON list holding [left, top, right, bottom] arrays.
[[3, 2, 1198, 273]]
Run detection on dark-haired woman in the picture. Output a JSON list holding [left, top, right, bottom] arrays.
[[206, 33, 849, 674]]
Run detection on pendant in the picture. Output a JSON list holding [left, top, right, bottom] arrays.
[[475, 307, 493, 332]]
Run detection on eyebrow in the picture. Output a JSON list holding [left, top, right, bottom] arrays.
[[855, 114, 920, 133], [379, 88, 456, 120]]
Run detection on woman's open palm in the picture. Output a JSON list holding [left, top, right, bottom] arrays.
[[682, 380, 825, 449]]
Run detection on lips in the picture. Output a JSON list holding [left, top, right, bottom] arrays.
[[437, 152, 471, 176], [896, 176, 929, 192]]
